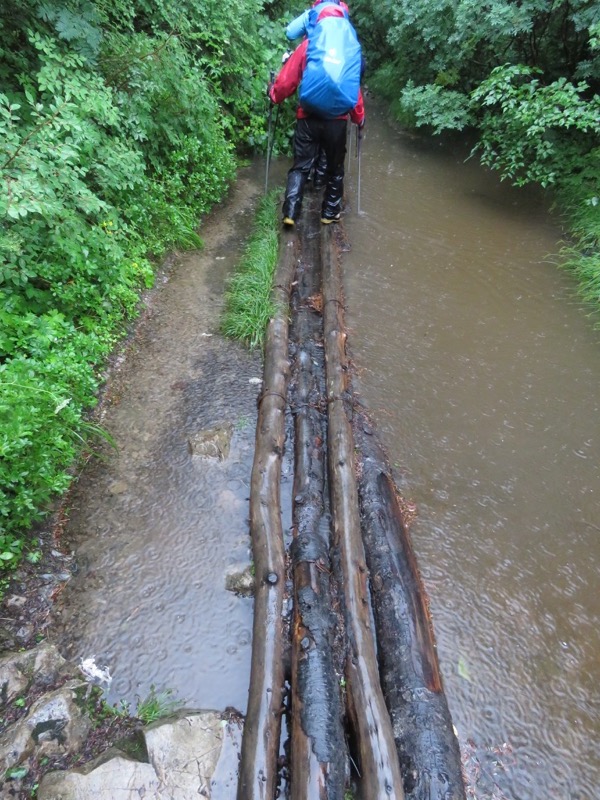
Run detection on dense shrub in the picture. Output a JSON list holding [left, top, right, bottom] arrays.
[[0, 0, 284, 569]]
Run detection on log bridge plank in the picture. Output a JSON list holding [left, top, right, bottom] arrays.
[[238, 202, 466, 800], [237, 234, 297, 800]]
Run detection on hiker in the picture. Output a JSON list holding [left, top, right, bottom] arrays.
[[285, 0, 354, 189], [285, 0, 351, 41], [268, 7, 364, 226]]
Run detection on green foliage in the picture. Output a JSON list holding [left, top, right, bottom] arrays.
[[221, 189, 281, 349], [0, 0, 282, 570], [472, 65, 600, 187], [37, 0, 103, 62], [399, 81, 473, 133]]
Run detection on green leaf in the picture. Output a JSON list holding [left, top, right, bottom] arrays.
[[457, 656, 472, 682], [5, 765, 28, 780]]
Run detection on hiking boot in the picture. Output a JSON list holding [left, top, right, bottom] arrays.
[[320, 212, 340, 224], [283, 216, 295, 227]]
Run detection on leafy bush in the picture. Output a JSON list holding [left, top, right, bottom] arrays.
[[472, 65, 600, 187], [0, 0, 281, 569], [399, 81, 473, 133]]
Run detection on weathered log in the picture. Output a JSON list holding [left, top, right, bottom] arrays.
[[321, 226, 405, 800], [237, 233, 297, 800], [354, 409, 467, 800], [289, 207, 347, 800]]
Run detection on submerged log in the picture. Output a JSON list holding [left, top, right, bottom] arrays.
[[321, 226, 405, 800], [237, 233, 297, 800], [353, 409, 467, 800], [289, 208, 347, 800]]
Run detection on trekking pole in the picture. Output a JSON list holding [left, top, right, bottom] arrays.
[[356, 124, 362, 215], [265, 70, 275, 194], [347, 120, 353, 175]]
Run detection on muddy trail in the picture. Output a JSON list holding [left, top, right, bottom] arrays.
[[237, 190, 465, 799], [44, 170, 267, 715]]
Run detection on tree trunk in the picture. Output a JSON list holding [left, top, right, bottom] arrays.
[[289, 207, 347, 800], [321, 226, 405, 800], [354, 408, 467, 800], [237, 233, 297, 800]]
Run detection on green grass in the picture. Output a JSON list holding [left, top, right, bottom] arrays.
[[221, 188, 281, 349], [555, 170, 600, 323], [135, 685, 183, 724]]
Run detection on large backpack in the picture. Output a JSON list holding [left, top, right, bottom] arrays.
[[298, 6, 362, 119]]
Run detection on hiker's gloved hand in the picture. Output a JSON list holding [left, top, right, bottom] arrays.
[[282, 50, 292, 64], [358, 119, 365, 130], [266, 82, 274, 101]]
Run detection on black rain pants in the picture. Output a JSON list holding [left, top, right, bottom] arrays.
[[282, 116, 347, 222]]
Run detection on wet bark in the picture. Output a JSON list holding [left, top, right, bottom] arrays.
[[237, 234, 297, 800], [353, 409, 467, 800], [289, 208, 347, 800], [321, 226, 405, 800]]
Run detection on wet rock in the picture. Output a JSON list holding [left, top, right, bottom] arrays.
[[38, 751, 160, 799], [224, 565, 255, 596], [0, 626, 17, 653], [0, 643, 68, 708], [16, 623, 35, 641], [145, 710, 223, 796], [0, 680, 90, 773], [5, 594, 27, 609], [108, 480, 129, 495], [37, 710, 239, 800], [188, 422, 234, 460]]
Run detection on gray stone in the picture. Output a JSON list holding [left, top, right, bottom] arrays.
[[38, 752, 160, 800], [144, 710, 224, 797], [37, 710, 239, 800], [0, 626, 17, 652], [108, 480, 129, 495], [224, 564, 255, 596], [0, 643, 68, 709], [188, 423, 234, 460], [5, 595, 27, 609], [0, 680, 90, 773], [16, 623, 35, 641]]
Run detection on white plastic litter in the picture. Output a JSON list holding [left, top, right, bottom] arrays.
[[79, 656, 112, 686]]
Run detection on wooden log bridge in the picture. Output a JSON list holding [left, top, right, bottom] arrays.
[[237, 194, 466, 800]]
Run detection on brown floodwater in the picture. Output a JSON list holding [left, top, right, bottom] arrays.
[[342, 101, 600, 799]]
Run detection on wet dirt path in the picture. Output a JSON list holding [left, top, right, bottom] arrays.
[[48, 101, 599, 800], [51, 165, 274, 713]]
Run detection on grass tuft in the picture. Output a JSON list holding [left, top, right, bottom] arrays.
[[221, 189, 281, 349], [555, 174, 600, 325], [135, 685, 184, 724]]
